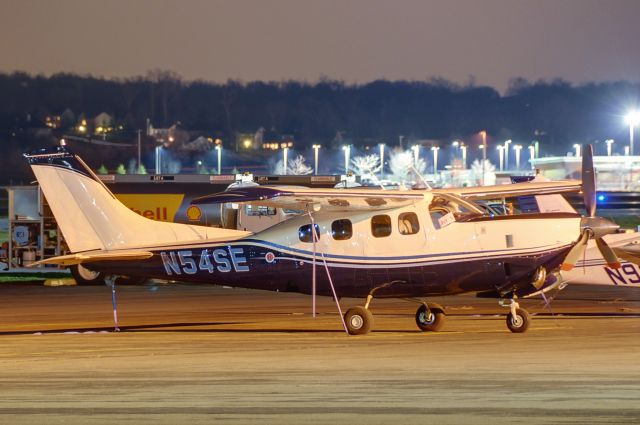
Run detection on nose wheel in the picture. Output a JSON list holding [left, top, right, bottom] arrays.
[[501, 299, 531, 333]]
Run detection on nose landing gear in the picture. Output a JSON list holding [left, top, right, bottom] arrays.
[[501, 298, 531, 333]]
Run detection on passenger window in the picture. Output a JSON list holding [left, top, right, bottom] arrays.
[[298, 224, 320, 243], [331, 219, 352, 240], [371, 215, 391, 238], [398, 212, 420, 235]]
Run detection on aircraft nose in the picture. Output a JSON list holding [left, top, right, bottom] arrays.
[[580, 216, 620, 239]]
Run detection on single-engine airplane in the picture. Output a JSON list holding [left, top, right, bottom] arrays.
[[26, 144, 621, 334]]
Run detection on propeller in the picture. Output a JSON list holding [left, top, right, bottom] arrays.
[[560, 144, 621, 271]]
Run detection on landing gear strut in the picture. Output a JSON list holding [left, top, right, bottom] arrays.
[[501, 298, 531, 333]]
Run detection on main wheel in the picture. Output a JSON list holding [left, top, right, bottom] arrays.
[[344, 306, 373, 335], [506, 308, 531, 333], [415, 304, 445, 332], [70, 264, 104, 285]]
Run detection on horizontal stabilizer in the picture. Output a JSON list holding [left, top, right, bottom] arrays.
[[29, 250, 154, 267]]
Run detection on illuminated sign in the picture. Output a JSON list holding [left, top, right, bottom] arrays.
[[115, 194, 185, 222]]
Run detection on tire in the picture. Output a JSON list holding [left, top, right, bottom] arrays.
[[70, 264, 104, 285], [506, 308, 531, 333], [415, 304, 445, 332], [344, 306, 373, 335]]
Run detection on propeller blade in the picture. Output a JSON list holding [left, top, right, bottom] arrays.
[[582, 144, 596, 217], [560, 231, 589, 271], [595, 237, 621, 269]]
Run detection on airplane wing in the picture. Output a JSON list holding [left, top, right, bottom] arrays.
[[438, 180, 581, 200], [29, 250, 154, 267], [191, 186, 425, 211], [613, 242, 640, 265]]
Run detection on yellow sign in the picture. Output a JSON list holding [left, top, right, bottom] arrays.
[[116, 194, 185, 222], [186, 205, 202, 222]]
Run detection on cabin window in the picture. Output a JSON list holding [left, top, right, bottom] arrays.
[[298, 224, 320, 243], [398, 212, 420, 235], [371, 215, 392, 238], [331, 219, 352, 240]]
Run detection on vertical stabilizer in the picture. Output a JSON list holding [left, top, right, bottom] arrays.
[[25, 147, 249, 253]]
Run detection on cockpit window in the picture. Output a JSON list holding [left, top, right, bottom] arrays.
[[429, 194, 484, 229]]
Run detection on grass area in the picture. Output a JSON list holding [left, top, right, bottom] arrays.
[[0, 272, 70, 283], [603, 215, 640, 230], [0, 230, 7, 244]]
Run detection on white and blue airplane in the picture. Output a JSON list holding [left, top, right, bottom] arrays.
[[25, 145, 620, 334]]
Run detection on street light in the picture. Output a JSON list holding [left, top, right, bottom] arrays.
[[513, 144, 522, 169], [480, 131, 487, 185], [605, 139, 614, 157], [379, 143, 385, 178], [460, 145, 467, 169], [411, 145, 420, 167], [283, 146, 289, 175], [342, 145, 350, 173], [312, 144, 321, 175], [573, 144, 581, 158], [528, 146, 535, 169], [625, 110, 640, 155], [215, 145, 222, 175], [496, 145, 504, 171], [504, 140, 512, 170], [431, 146, 440, 174]]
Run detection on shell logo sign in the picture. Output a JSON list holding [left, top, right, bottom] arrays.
[[115, 194, 185, 222], [186, 205, 202, 222]]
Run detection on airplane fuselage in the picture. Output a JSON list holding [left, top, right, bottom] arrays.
[[90, 202, 581, 299]]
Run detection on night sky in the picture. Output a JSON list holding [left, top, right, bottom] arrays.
[[1, 0, 639, 92]]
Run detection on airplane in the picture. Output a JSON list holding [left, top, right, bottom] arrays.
[[25, 144, 621, 335]]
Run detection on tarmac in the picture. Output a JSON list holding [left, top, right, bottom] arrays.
[[0, 282, 639, 424]]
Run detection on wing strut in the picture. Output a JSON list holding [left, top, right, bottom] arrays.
[[307, 210, 349, 335]]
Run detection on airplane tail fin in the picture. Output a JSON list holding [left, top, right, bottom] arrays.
[[24, 146, 249, 253]]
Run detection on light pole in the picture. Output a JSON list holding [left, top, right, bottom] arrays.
[[283, 147, 289, 175], [625, 110, 640, 155], [460, 145, 467, 169], [496, 145, 504, 171], [573, 144, 581, 158], [480, 131, 487, 185], [379, 143, 385, 178], [215, 145, 222, 175], [137, 129, 142, 174], [411, 145, 420, 167], [605, 139, 614, 157], [513, 144, 522, 169], [155, 145, 162, 175], [431, 146, 440, 175], [533, 140, 539, 158], [504, 139, 512, 170], [312, 144, 321, 175], [528, 146, 535, 169], [342, 145, 350, 173]]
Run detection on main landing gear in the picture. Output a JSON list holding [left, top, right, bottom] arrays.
[[500, 298, 531, 333], [343, 295, 446, 335]]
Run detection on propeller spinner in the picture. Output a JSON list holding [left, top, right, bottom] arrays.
[[560, 144, 621, 271]]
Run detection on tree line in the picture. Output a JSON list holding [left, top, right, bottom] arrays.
[[0, 70, 639, 183]]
